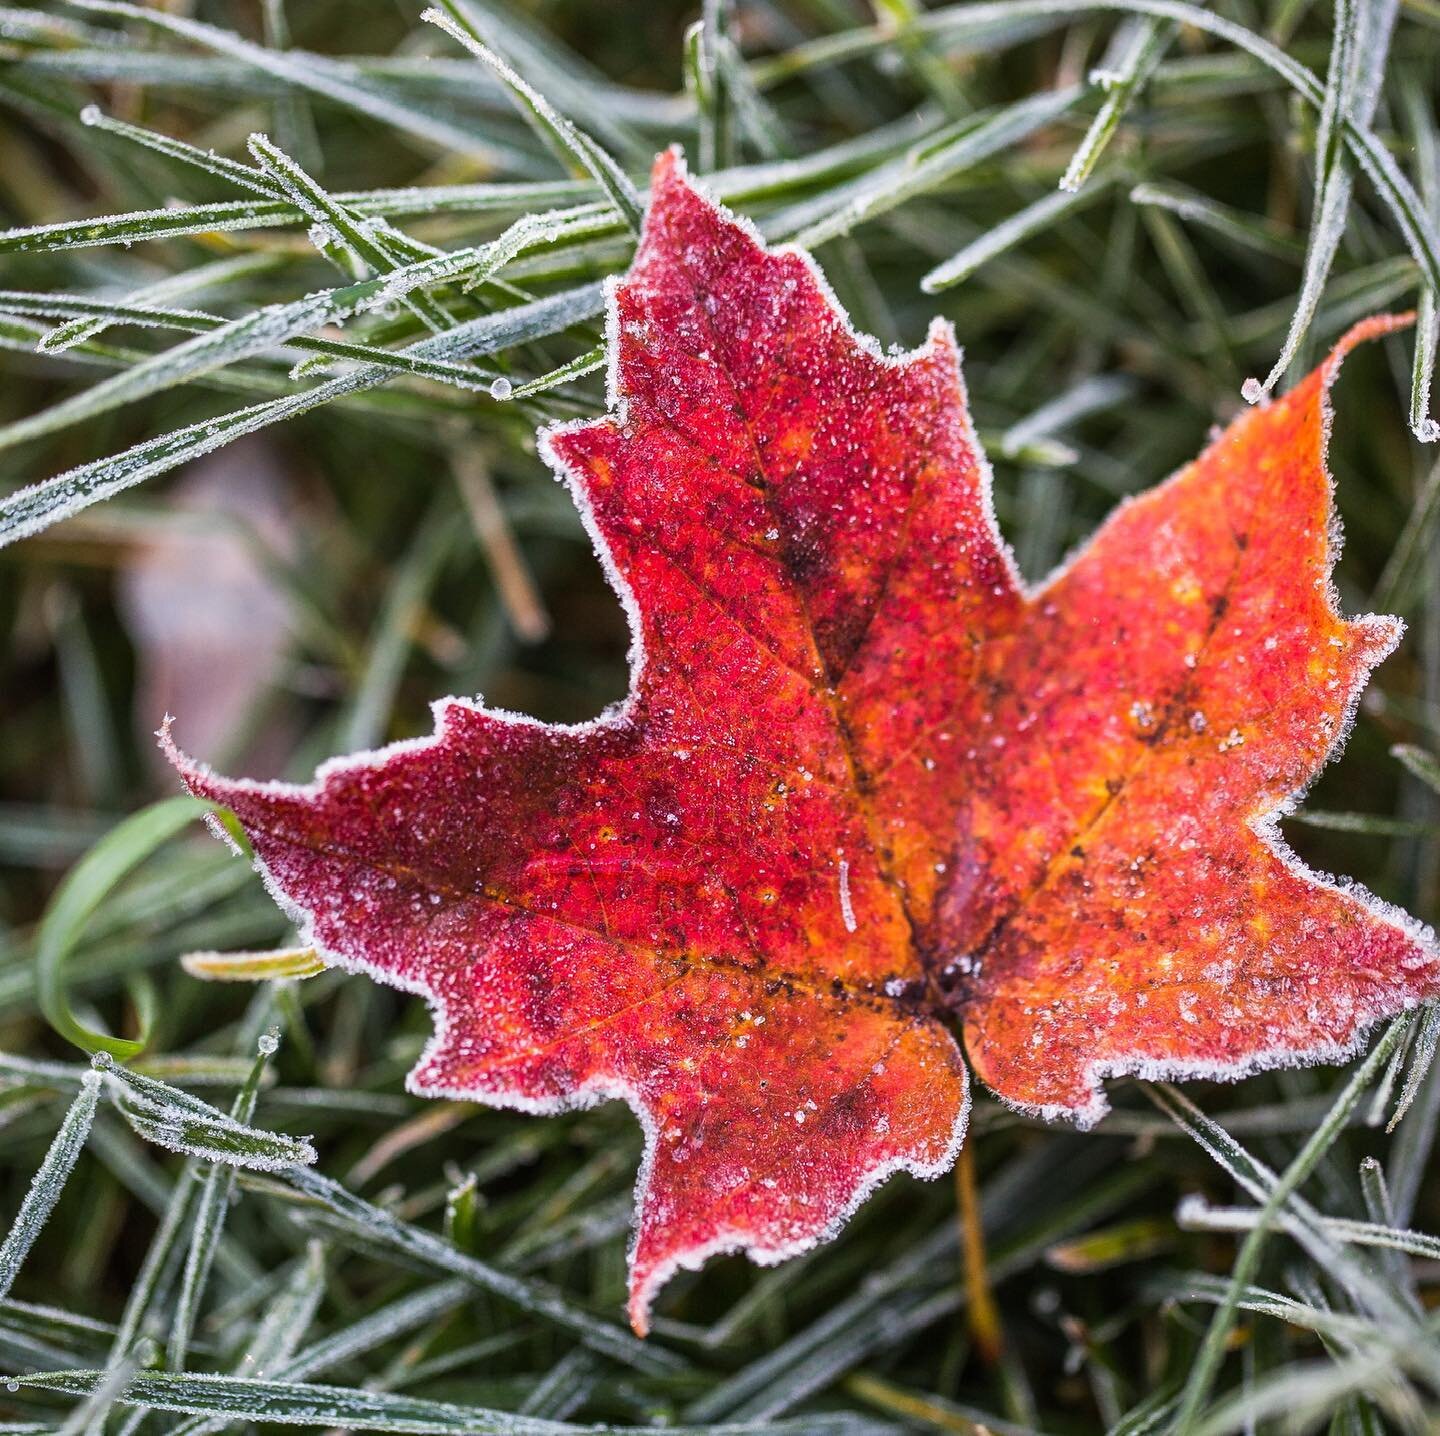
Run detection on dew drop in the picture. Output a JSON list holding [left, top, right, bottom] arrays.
[[489, 376, 513, 401]]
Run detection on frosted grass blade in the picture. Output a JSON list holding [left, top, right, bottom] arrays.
[[180, 949, 325, 983], [12, 1369, 893, 1435], [66, 0, 533, 169], [923, 180, 1112, 291], [789, 86, 1081, 247], [0, 244, 494, 456], [281, 1164, 682, 1377], [424, 5, 644, 234], [104, 1067, 316, 1171], [0, 1074, 102, 1304], [1060, 18, 1174, 193], [0, 282, 605, 549], [167, 1036, 277, 1371]]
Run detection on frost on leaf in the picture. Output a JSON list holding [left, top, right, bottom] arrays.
[[168, 150, 1440, 1334]]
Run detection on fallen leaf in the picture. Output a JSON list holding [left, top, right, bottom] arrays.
[[121, 438, 294, 774], [167, 151, 1440, 1334]]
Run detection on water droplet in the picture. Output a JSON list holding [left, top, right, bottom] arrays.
[[1241, 376, 1265, 405], [489, 376, 513, 401]]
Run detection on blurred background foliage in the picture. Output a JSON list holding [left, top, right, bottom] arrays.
[[0, 0, 1439, 1431]]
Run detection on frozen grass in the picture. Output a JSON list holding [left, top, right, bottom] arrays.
[[1, 0, 1439, 1431]]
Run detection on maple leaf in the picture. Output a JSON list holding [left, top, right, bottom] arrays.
[[168, 150, 1440, 1335]]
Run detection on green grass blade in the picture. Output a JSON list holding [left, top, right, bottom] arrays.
[[1385, 1001, 1440, 1132], [166, 1035, 276, 1371], [1392, 743, 1440, 794], [246, 132, 454, 332], [239, 1242, 327, 1374], [37, 256, 278, 354], [1060, 18, 1175, 193], [104, 1067, 316, 1171], [923, 178, 1112, 291], [0, 1075, 102, 1304], [0, 242, 503, 456], [767, 0, 1440, 298], [1127, 181, 1304, 259], [0, 292, 216, 336], [1163, 1019, 1413, 1432], [498, 344, 605, 399], [791, 86, 1081, 248], [11, 1369, 892, 1435], [106, 1162, 196, 1360], [1401, 72, 1440, 442], [1244, 0, 1363, 401], [1371, 458, 1440, 613], [424, 4, 644, 234], [691, 0, 735, 172], [279, 1281, 471, 1383], [35, 797, 210, 1060], [0, 282, 605, 548], [76, 105, 277, 197], [280, 1165, 682, 1377], [66, 0, 533, 168]]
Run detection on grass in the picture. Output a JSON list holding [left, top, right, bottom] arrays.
[[0, 0, 1439, 1430]]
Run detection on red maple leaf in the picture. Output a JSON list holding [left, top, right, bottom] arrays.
[[168, 151, 1440, 1334]]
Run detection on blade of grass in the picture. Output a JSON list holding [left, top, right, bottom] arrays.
[[103, 1066, 316, 1171], [106, 1162, 196, 1360], [1157, 1017, 1414, 1431], [12, 1369, 892, 1436], [0, 237, 518, 456], [35, 797, 212, 1060], [181, 949, 324, 983], [1372, 459, 1440, 614], [1384, 1000, 1440, 1134], [278, 1165, 683, 1377], [923, 177, 1113, 290], [39, 253, 278, 353], [64, 0, 535, 169], [1060, 18, 1175, 193], [166, 1032, 278, 1371], [424, 4, 643, 234], [690, 0, 735, 172], [340, 500, 458, 751], [1127, 181, 1304, 260], [1177, 1193, 1440, 1262], [1400, 73, 1440, 441], [76, 104, 278, 198], [260, 0, 322, 175], [246, 132, 455, 333], [790, 86, 1082, 248], [756, 0, 1440, 299], [0, 281, 606, 547], [0, 1074, 102, 1304]]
